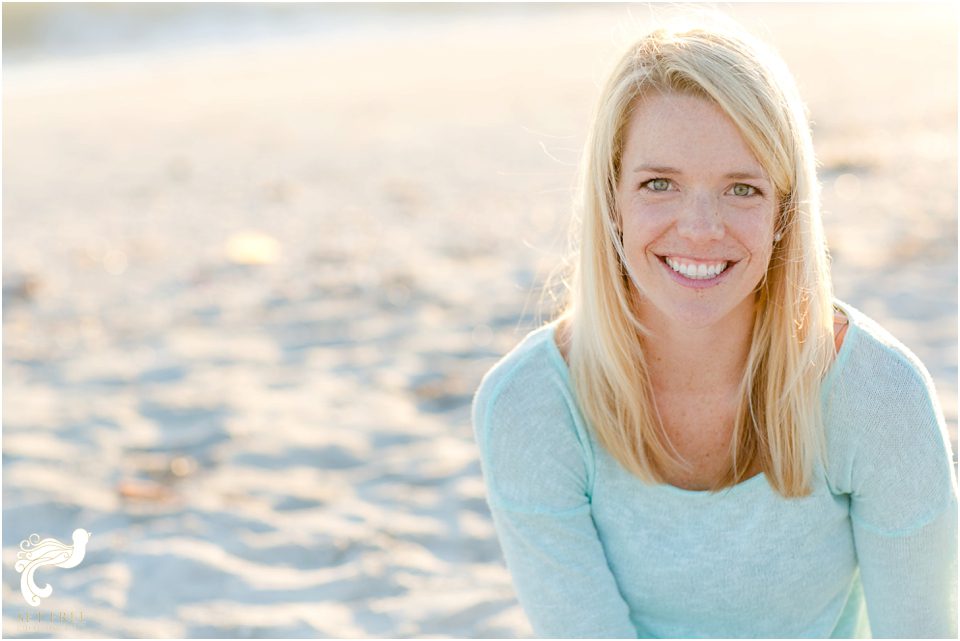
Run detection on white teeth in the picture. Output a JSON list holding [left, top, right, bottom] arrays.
[[665, 257, 729, 280]]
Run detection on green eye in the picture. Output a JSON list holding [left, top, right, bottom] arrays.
[[732, 183, 756, 197], [648, 178, 671, 191]]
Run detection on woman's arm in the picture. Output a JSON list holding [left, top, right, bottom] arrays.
[[846, 356, 958, 638], [486, 500, 638, 638], [472, 354, 637, 638]]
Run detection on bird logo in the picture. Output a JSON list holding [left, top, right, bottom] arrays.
[[14, 529, 91, 607]]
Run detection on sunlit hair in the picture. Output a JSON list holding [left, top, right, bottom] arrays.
[[556, 23, 835, 497]]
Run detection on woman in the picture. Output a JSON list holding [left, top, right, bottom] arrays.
[[472, 23, 958, 638]]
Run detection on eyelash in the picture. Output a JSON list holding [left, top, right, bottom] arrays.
[[639, 178, 763, 197]]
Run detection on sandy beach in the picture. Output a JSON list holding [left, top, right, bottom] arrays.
[[2, 4, 956, 637]]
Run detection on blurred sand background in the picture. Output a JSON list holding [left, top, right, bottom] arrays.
[[2, 3, 956, 638]]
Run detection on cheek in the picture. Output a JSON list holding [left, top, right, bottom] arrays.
[[620, 201, 674, 252], [741, 226, 774, 254], [727, 204, 776, 247]]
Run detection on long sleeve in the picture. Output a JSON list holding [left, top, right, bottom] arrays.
[[842, 347, 959, 638], [472, 348, 637, 638]]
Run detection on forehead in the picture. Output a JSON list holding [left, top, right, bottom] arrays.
[[621, 92, 764, 176]]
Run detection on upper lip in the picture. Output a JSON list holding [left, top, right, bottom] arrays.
[[657, 254, 737, 264]]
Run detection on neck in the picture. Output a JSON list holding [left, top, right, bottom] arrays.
[[638, 299, 756, 395]]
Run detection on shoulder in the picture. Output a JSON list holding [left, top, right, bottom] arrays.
[[471, 322, 594, 512], [472, 322, 575, 436], [826, 300, 940, 407], [823, 301, 955, 524], [833, 308, 849, 352]]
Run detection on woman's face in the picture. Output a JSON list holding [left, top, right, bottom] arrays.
[[615, 92, 777, 331]]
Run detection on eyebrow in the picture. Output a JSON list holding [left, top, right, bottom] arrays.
[[632, 164, 768, 181]]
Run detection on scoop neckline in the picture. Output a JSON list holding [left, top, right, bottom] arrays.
[[539, 301, 859, 497]]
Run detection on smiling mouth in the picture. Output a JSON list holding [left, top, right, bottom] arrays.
[[659, 255, 736, 280]]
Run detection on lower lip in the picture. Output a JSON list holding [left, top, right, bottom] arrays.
[[659, 257, 735, 289]]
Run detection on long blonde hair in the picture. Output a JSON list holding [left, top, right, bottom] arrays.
[[558, 25, 835, 497]]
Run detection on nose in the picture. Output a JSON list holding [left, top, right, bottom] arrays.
[[676, 191, 724, 242]]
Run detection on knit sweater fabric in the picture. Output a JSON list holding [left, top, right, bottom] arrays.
[[471, 300, 958, 638]]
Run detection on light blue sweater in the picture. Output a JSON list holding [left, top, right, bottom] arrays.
[[472, 300, 958, 638]]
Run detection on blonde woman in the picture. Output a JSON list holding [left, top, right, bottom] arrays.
[[472, 24, 958, 638]]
